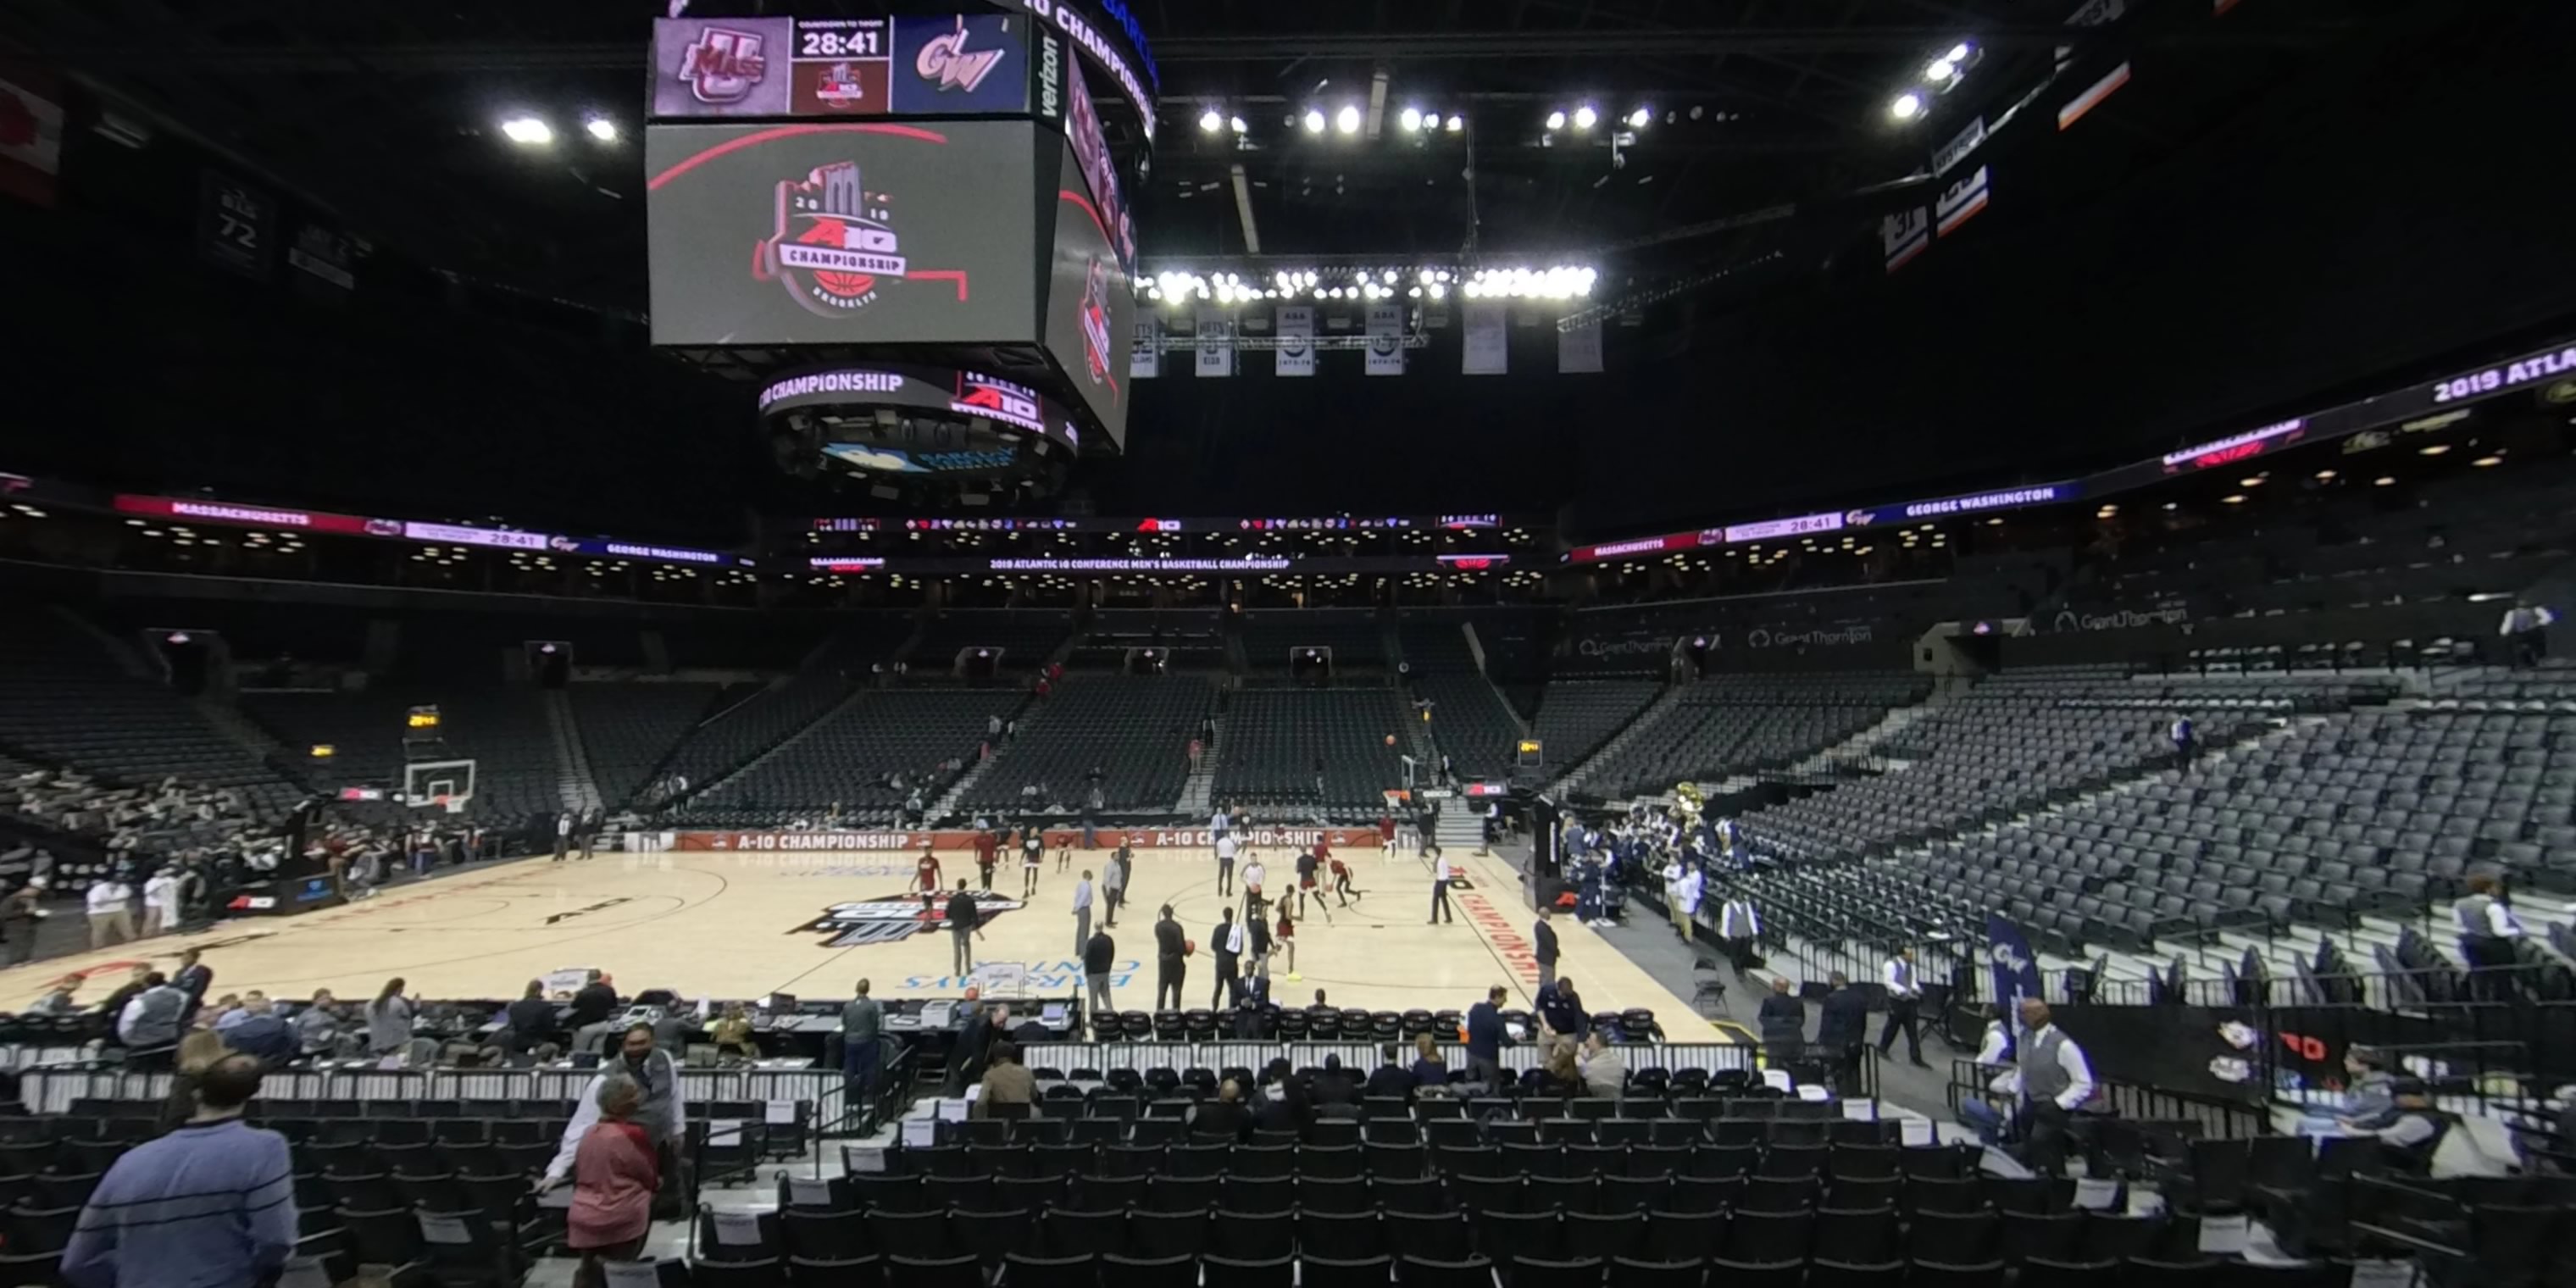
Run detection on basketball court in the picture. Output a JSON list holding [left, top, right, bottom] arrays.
[[3, 840, 1729, 1034]]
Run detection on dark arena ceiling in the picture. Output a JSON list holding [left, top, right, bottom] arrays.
[[4, 0, 2574, 541]]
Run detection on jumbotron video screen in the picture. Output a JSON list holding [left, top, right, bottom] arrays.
[[644, 119, 1041, 348]]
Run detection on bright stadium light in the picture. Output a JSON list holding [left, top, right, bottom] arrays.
[[1199, 108, 1224, 133], [500, 116, 553, 145], [1924, 58, 1957, 83], [1398, 106, 1424, 132], [1230, 115, 1249, 134], [1572, 104, 1598, 130], [1335, 104, 1362, 134], [1302, 108, 1326, 134], [1545, 109, 1567, 130], [1445, 114, 1464, 132], [584, 117, 619, 142], [1626, 106, 1652, 129], [1890, 92, 1924, 120], [1948, 42, 1974, 63]]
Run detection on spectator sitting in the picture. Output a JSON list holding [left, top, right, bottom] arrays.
[[1577, 1031, 1628, 1098], [970, 1041, 1035, 1119], [292, 991, 343, 1058], [1191, 1079, 1252, 1141], [1364, 1044, 1416, 1099], [1408, 1032, 1451, 1091], [1310, 1053, 1361, 1112], [219, 997, 298, 1067], [1533, 1042, 1585, 1097]]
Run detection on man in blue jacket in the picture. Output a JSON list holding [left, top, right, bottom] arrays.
[[1465, 985, 1509, 1088]]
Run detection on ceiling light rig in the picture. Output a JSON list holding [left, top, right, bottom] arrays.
[[1890, 38, 1981, 121]]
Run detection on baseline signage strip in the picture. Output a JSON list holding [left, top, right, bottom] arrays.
[[1566, 333, 2576, 564], [110, 495, 749, 569]]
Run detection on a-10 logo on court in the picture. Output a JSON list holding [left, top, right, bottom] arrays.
[[794, 891, 1022, 947]]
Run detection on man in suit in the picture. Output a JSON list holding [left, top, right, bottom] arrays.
[[946, 1002, 1010, 1096], [1815, 971, 1874, 1096], [1153, 905, 1187, 1010], [1756, 976, 1806, 1067], [1210, 908, 1245, 1008]]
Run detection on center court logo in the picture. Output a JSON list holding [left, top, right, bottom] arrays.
[[762, 160, 908, 317], [793, 891, 1023, 947], [915, 15, 1008, 93]]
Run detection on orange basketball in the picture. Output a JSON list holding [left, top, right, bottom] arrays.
[[1184, 939, 1196, 957]]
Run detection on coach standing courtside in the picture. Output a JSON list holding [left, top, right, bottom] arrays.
[[1154, 905, 1188, 1009], [946, 881, 985, 981]]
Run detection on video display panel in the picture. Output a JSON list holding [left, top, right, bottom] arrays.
[[645, 120, 1040, 347], [1040, 137, 1130, 450]]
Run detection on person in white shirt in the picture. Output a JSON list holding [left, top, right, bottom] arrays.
[[1429, 854, 1454, 924], [86, 878, 134, 949], [2499, 599, 2556, 668], [1241, 857, 1269, 923], [1663, 862, 1703, 943], [2452, 873, 2527, 1002], [140, 869, 182, 937], [1576, 1031, 1627, 1098], [1214, 833, 1239, 897], [2014, 998, 2096, 1176], [1877, 947, 1929, 1068], [1957, 1006, 2017, 1145], [1071, 870, 1095, 956], [1717, 894, 1762, 979]]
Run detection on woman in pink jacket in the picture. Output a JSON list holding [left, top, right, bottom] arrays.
[[564, 1074, 659, 1286]]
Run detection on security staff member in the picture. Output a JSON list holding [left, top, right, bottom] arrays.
[[2453, 873, 2526, 1001], [1878, 947, 1929, 1068], [2013, 998, 2095, 1178]]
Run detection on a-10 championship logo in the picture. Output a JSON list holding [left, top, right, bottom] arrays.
[[763, 160, 908, 318], [793, 891, 1022, 947]]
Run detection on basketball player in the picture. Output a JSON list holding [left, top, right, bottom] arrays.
[[1020, 826, 1043, 898], [913, 843, 942, 913]]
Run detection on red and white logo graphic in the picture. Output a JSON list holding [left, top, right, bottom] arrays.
[[1078, 256, 1114, 385], [762, 161, 907, 317], [915, 16, 1007, 93], [679, 27, 771, 104]]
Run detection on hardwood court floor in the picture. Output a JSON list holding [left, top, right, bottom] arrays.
[[1, 842, 1724, 1030]]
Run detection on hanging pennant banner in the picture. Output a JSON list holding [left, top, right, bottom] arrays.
[[2058, 62, 2132, 130], [1461, 301, 1507, 375], [1130, 318, 1158, 379], [1882, 207, 1931, 273], [1935, 165, 1990, 237], [1364, 304, 1406, 377], [1276, 305, 1315, 377], [1557, 319, 1603, 374], [1194, 306, 1233, 377], [1932, 115, 1986, 178]]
